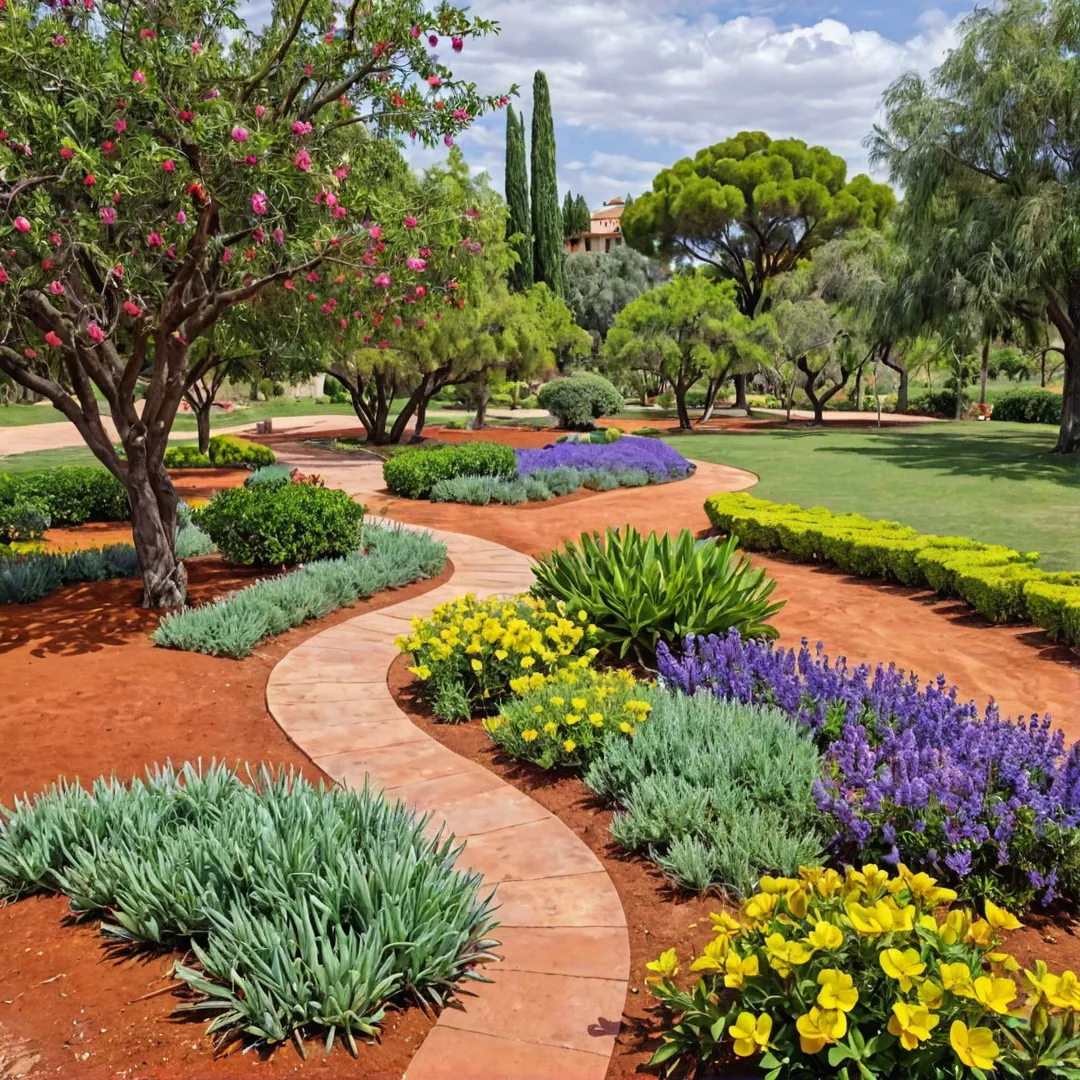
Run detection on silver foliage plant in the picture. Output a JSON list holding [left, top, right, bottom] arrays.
[[0, 761, 499, 1055]]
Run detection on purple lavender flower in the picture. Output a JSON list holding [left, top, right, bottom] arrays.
[[515, 435, 693, 482]]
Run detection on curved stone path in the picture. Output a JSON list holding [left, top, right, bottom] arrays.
[[267, 525, 629, 1080]]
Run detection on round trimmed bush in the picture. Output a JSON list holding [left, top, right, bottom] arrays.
[[194, 483, 365, 568], [207, 434, 276, 468], [992, 388, 1063, 425], [537, 374, 625, 430]]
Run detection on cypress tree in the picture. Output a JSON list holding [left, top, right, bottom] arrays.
[[574, 193, 590, 236], [504, 105, 533, 292], [530, 71, 563, 297], [562, 190, 575, 238]]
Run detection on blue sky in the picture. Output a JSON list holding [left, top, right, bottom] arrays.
[[394, 0, 977, 211]]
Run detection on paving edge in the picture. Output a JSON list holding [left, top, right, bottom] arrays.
[[266, 522, 630, 1080]]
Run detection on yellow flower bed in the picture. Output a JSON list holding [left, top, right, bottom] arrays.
[[647, 863, 1080, 1077], [483, 666, 653, 769], [396, 593, 599, 723]]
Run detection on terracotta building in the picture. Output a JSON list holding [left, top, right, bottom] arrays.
[[564, 197, 626, 255]]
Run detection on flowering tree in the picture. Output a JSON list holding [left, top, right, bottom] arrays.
[[0, 0, 507, 606]]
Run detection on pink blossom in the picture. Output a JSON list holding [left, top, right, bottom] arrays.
[[161, 159, 175, 172], [322, 191, 338, 208], [13, 217, 30, 233], [252, 228, 263, 244], [179, 110, 195, 123], [414, 285, 427, 298], [123, 301, 142, 316], [41, 259, 53, 270], [272, 228, 284, 245], [283, 279, 294, 290], [243, 153, 258, 165], [23, 347, 37, 358], [44, 331, 62, 347], [87, 321, 105, 343], [133, 70, 146, 84], [294, 149, 312, 172], [406, 257, 427, 271], [498, 95, 510, 107], [453, 108, 469, 121], [373, 272, 391, 288], [0, 266, 9, 285], [363, 334, 371, 343], [255, 104, 265, 119], [60, 148, 74, 162], [404, 216, 418, 228], [102, 141, 114, 152], [114, 119, 127, 133], [192, 40, 201, 54], [393, 316, 402, 327], [251, 191, 268, 215], [113, 190, 122, 205], [49, 280, 65, 295], [333, 165, 350, 181], [428, 34, 438, 47], [323, 30, 334, 44], [416, 318, 425, 328], [147, 232, 163, 248], [452, 35, 463, 52], [444, 134, 454, 147], [379, 339, 390, 349], [204, 88, 220, 100], [222, 247, 231, 264], [177, 210, 187, 224], [139, 28, 155, 39], [291, 120, 313, 137], [368, 225, 383, 240], [84, 174, 96, 186], [52, 33, 67, 46], [48, 232, 61, 246], [427, 75, 441, 87], [411, 24, 421, 38], [231, 126, 249, 143], [304, 63, 314, 75], [339, 317, 347, 330], [306, 271, 319, 283]]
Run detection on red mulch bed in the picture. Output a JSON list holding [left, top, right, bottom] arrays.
[[0, 555, 454, 1080]]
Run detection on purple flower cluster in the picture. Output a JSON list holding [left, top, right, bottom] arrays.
[[515, 436, 693, 482], [657, 630, 1080, 907]]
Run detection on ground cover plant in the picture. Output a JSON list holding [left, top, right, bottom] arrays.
[[705, 492, 1080, 646], [658, 629, 1080, 910], [645, 865, 1080, 1079], [516, 434, 694, 484], [537, 373, 625, 429], [0, 543, 141, 604], [155, 525, 446, 658], [396, 594, 599, 722], [531, 527, 783, 662], [0, 762, 497, 1054], [194, 483, 365, 568]]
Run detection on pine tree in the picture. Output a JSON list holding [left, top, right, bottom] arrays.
[[504, 105, 533, 292], [530, 71, 563, 297]]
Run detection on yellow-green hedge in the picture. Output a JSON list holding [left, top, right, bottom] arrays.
[[704, 493, 1080, 646]]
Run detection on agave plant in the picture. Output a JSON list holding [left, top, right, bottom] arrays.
[[530, 527, 784, 662]]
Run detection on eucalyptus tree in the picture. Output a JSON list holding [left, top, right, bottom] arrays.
[[563, 245, 654, 346]]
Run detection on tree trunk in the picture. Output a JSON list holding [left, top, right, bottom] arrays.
[[195, 404, 212, 455], [733, 372, 748, 410], [674, 383, 693, 430], [852, 366, 863, 410], [979, 337, 990, 405], [126, 454, 186, 608], [882, 348, 908, 413], [700, 378, 721, 424], [1055, 338, 1080, 453], [413, 393, 430, 441], [474, 385, 489, 430]]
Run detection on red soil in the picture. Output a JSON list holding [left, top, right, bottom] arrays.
[[0, 558, 453, 1080]]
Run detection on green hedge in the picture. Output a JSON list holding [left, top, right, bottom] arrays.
[[991, 388, 1063, 425], [208, 434, 276, 467], [163, 444, 212, 468], [704, 493, 1080, 646], [0, 466, 128, 531], [382, 442, 517, 499]]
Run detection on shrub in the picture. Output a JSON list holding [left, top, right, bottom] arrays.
[[382, 441, 517, 499], [175, 522, 217, 558], [646, 865, 1077, 1079], [525, 465, 584, 497], [194, 483, 364, 568], [522, 475, 553, 501], [516, 434, 693, 482], [207, 434, 276, 468], [0, 497, 50, 541], [537, 373, 625, 430], [324, 374, 349, 404], [155, 526, 446, 658], [0, 466, 128, 527], [163, 444, 212, 468], [0, 762, 495, 1052], [992, 388, 1063, 425], [584, 689, 822, 894], [396, 594, 599, 722], [429, 475, 528, 505], [658, 629, 1080, 909], [483, 667, 650, 770], [531, 528, 784, 662], [908, 388, 966, 417], [0, 543, 141, 604], [244, 463, 294, 487]]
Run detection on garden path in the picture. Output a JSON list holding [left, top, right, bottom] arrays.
[[267, 526, 629, 1080], [275, 441, 1080, 735]]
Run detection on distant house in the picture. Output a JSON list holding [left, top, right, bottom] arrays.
[[564, 198, 626, 255]]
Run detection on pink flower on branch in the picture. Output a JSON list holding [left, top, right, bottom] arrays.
[[14, 216, 31, 233], [294, 149, 312, 172], [87, 321, 105, 343], [232, 126, 249, 143], [373, 272, 391, 288], [49, 280, 65, 295], [251, 191, 268, 215], [406, 257, 426, 271], [132, 70, 146, 84], [161, 159, 175, 172], [404, 216, 418, 228], [44, 331, 62, 347], [123, 301, 142, 317], [100, 207, 116, 224]]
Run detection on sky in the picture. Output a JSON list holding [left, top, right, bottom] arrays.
[[240, 0, 979, 211]]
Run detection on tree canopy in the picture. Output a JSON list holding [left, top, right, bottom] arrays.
[[564, 245, 654, 345]]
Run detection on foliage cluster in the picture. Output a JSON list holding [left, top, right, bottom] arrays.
[[646, 865, 1080, 1080], [658, 629, 1080, 910], [396, 594, 599, 722], [0, 762, 496, 1053], [155, 525, 446, 658], [206, 436, 276, 469], [992, 390, 1064, 427], [0, 544, 140, 604], [536, 373, 625, 429], [705, 493, 1080, 646], [0, 467, 128, 538], [531, 527, 783, 662], [162, 444, 212, 469], [382, 442, 517, 499], [516, 434, 693, 482]]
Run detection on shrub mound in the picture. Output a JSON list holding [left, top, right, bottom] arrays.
[[516, 434, 693, 483], [0, 762, 496, 1052], [382, 442, 517, 499], [705, 492, 1080, 646], [156, 525, 445, 658], [659, 629, 1080, 909], [208, 434, 276, 467], [992, 388, 1064, 425], [537, 373, 625, 430], [531, 527, 783, 661], [194, 482, 364, 568], [162, 444, 212, 468], [0, 466, 128, 539]]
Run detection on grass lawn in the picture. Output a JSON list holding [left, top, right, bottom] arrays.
[[0, 404, 71, 427], [666, 420, 1080, 571], [0, 446, 118, 472]]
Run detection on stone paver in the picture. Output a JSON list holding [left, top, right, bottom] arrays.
[[266, 525, 630, 1080]]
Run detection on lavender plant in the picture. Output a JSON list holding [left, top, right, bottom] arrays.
[[515, 435, 693, 483], [657, 630, 1080, 910]]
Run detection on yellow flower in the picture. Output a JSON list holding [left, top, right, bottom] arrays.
[[470, 658, 483, 673], [729, 1012, 772, 1058], [939, 962, 975, 997], [846, 899, 913, 936], [521, 729, 539, 743], [1044, 970, 1080, 1010], [967, 919, 996, 948], [534, 705, 545, 714], [940, 908, 972, 946], [619, 721, 635, 735], [564, 713, 582, 726], [985, 900, 1022, 932], [806, 921, 844, 953], [971, 975, 1017, 1015], [543, 721, 558, 737], [987, 951, 1020, 974], [847, 863, 891, 899], [723, 950, 760, 989], [589, 713, 604, 727], [897, 864, 958, 907], [689, 935, 730, 973], [570, 697, 587, 711], [795, 1007, 846, 1054], [816, 970, 858, 1013], [520, 656, 536, 669], [801, 866, 845, 899], [550, 696, 565, 707], [888, 1002, 939, 1050], [919, 979, 945, 1010], [408, 664, 432, 680], [495, 649, 508, 661], [743, 892, 778, 924], [950, 1021, 1000, 1070], [645, 948, 679, 983], [880, 947, 927, 991], [562, 739, 577, 753]]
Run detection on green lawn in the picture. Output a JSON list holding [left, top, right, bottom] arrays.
[[0, 446, 118, 472], [0, 403, 71, 426], [666, 421, 1080, 571]]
